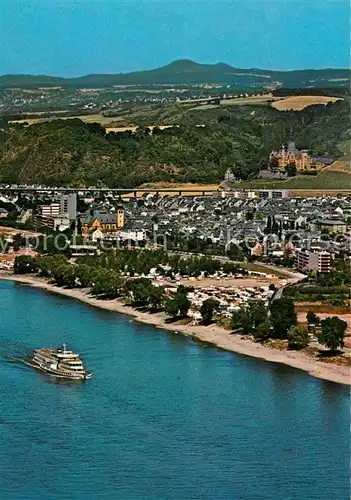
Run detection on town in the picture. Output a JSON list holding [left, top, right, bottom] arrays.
[[0, 182, 349, 354]]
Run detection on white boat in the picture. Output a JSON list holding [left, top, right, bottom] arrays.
[[30, 343, 92, 380]]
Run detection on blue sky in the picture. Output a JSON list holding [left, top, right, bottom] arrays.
[[1, 0, 350, 76]]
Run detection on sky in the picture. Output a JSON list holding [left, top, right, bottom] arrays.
[[1, 0, 350, 76]]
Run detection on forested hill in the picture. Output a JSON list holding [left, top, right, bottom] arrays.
[[1, 60, 350, 88], [0, 99, 349, 187]]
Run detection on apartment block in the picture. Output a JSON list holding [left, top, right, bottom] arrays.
[[295, 248, 331, 273]]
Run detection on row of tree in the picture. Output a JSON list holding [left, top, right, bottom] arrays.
[[13, 255, 217, 324], [231, 298, 347, 352], [76, 248, 242, 278], [13, 254, 347, 351]]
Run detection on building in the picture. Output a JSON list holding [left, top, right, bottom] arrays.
[[251, 243, 264, 257], [295, 248, 331, 273], [222, 190, 256, 199], [60, 193, 77, 221], [319, 219, 347, 234], [259, 189, 288, 199], [0, 208, 9, 218], [37, 194, 77, 227], [223, 168, 235, 182], [70, 245, 97, 257], [44, 216, 71, 232], [81, 209, 125, 236], [269, 141, 332, 173], [117, 229, 147, 242], [39, 202, 60, 218]]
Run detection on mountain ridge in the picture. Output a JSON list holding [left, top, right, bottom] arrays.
[[1, 60, 350, 88]]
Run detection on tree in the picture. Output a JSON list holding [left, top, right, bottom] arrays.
[[200, 299, 220, 325], [12, 233, 24, 251], [269, 283, 276, 291], [287, 325, 309, 350], [306, 310, 320, 325], [270, 298, 297, 338], [7, 209, 19, 221], [124, 278, 152, 307], [176, 293, 190, 318], [91, 269, 124, 298], [231, 307, 251, 334], [76, 217, 82, 235], [253, 319, 271, 341], [14, 255, 38, 275], [249, 300, 268, 330], [266, 215, 272, 233], [37, 254, 68, 277], [226, 243, 244, 261], [270, 157, 279, 170], [148, 286, 164, 311], [52, 264, 76, 288], [165, 297, 180, 319], [318, 317, 347, 352], [165, 289, 190, 319], [285, 162, 297, 177], [76, 264, 93, 287]]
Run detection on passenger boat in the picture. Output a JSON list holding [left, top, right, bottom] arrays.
[[29, 343, 92, 380]]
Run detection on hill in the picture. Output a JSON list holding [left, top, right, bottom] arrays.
[[0, 98, 348, 188], [1, 60, 350, 89]]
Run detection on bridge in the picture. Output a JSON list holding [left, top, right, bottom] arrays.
[[0, 186, 222, 197], [0, 186, 349, 198]]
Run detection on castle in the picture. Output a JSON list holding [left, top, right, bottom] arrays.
[[269, 142, 332, 172]]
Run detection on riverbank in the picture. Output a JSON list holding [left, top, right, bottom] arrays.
[[1, 274, 350, 386]]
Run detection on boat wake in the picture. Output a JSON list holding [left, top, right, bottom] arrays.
[[0, 339, 33, 361]]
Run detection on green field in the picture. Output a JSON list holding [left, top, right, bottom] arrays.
[[229, 171, 350, 191]]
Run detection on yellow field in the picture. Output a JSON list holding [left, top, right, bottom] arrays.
[[10, 114, 124, 126], [271, 95, 341, 111], [122, 182, 221, 198], [105, 124, 174, 134], [9, 115, 178, 133]]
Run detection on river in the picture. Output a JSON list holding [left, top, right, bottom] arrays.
[[0, 281, 349, 500]]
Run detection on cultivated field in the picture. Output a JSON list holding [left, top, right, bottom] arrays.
[[105, 124, 174, 134], [271, 95, 341, 111], [10, 114, 123, 127], [189, 93, 279, 110], [323, 139, 351, 173], [134, 178, 350, 198], [9, 115, 177, 134], [229, 171, 351, 192], [129, 182, 221, 198]]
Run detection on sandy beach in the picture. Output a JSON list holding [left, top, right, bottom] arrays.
[[1, 274, 350, 386]]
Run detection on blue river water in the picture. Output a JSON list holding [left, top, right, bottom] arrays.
[[0, 280, 350, 500]]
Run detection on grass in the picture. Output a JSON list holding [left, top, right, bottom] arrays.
[[188, 94, 278, 110], [324, 139, 351, 174], [295, 303, 350, 315], [241, 262, 290, 278], [221, 95, 278, 106], [229, 171, 351, 192]]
